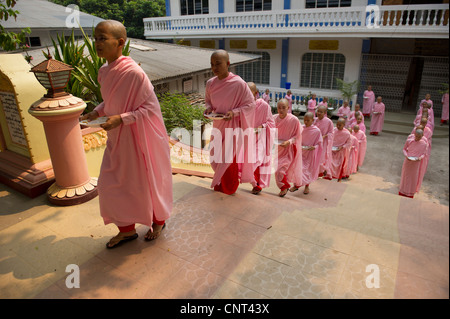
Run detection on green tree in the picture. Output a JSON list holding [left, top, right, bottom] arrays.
[[49, 0, 165, 39], [0, 0, 31, 51]]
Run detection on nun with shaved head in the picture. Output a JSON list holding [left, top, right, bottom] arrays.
[[80, 20, 173, 248], [399, 129, 429, 198], [204, 49, 256, 195]]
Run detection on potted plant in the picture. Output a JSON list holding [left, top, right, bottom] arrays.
[[335, 78, 360, 107]]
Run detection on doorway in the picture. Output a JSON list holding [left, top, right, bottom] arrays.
[[402, 57, 424, 113]]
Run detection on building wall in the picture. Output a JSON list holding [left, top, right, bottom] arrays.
[[170, 0, 374, 16]]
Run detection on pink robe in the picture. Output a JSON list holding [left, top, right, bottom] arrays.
[[356, 121, 366, 134], [442, 93, 449, 121], [330, 128, 351, 179], [94, 56, 172, 228], [399, 137, 428, 197], [262, 93, 271, 105], [252, 98, 275, 189], [420, 98, 433, 109], [301, 124, 323, 186], [337, 106, 351, 128], [344, 134, 359, 176], [205, 72, 256, 189], [348, 110, 364, 128], [414, 107, 435, 132], [409, 127, 432, 192], [307, 99, 317, 116], [370, 102, 385, 133], [314, 116, 334, 178], [286, 94, 293, 114], [274, 113, 302, 189], [363, 90, 375, 115], [352, 130, 367, 167]]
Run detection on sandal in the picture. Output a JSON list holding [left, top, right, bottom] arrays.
[[145, 223, 166, 241], [279, 189, 288, 197], [251, 186, 262, 195], [106, 232, 138, 249]]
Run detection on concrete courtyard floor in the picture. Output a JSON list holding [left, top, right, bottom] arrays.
[[0, 117, 448, 300]]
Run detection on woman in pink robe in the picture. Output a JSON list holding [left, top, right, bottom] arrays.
[[262, 89, 271, 105], [399, 130, 428, 198], [369, 96, 385, 135], [409, 121, 432, 193], [344, 130, 359, 178], [420, 94, 433, 109], [352, 125, 367, 169], [441, 92, 449, 125], [330, 119, 352, 181], [247, 83, 275, 195], [307, 94, 317, 116], [337, 101, 352, 128], [414, 102, 434, 132], [291, 112, 322, 194], [356, 115, 366, 134], [363, 85, 375, 117], [205, 50, 256, 195], [286, 90, 293, 114], [348, 103, 364, 128], [314, 105, 334, 180], [274, 99, 302, 197], [82, 20, 173, 248]]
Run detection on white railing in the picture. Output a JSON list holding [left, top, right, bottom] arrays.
[[143, 4, 449, 38], [254, 85, 350, 115]]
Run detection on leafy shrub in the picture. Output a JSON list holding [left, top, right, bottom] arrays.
[[158, 92, 210, 135]]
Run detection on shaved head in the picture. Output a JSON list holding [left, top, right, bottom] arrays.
[[96, 20, 127, 41], [337, 118, 346, 125], [247, 82, 257, 94], [304, 112, 314, 120], [211, 49, 230, 62], [317, 105, 327, 113]]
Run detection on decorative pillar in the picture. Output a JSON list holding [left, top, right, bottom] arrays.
[[28, 55, 97, 206]]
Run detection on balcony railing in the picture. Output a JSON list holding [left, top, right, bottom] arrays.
[[144, 4, 449, 38]]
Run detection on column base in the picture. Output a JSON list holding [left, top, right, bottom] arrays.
[[47, 177, 98, 206], [0, 150, 54, 198]]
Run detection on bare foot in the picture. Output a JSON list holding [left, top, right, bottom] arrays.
[[289, 186, 299, 192], [303, 186, 310, 194]]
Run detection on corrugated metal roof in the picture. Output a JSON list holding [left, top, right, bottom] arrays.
[[15, 38, 261, 83], [2, 0, 104, 29], [128, 39, 261, 83]]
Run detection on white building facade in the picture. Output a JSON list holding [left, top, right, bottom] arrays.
[[143, 0, 449, 115]]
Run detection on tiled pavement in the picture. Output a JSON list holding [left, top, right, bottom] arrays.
[[0, 112, 448, 300], [0, 171, 448, 299]]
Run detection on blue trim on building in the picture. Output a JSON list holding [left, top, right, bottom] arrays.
[[280, 38, 289, 88], [367, 0, 376, 4], [362, 39, 371, 53], [219, 38, 225, 50], [219, 0, 224, 13], [284, 0, 291, 10], [165, 0, 171, 16]]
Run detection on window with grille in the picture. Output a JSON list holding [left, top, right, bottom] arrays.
[[236, 0, 272, 12], [180, 0, 209, 15], [155, 83, 170, 96], [235, 51, 270, 85], [305, 0, 351, 8], [300, 53, 345, 90]]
